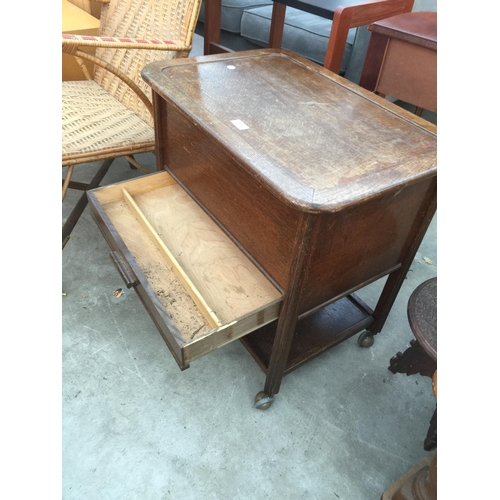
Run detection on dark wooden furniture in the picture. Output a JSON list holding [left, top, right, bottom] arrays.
[[384, 278, 437, 500], [389, 277, 437, 450], [359, 11, 437, 115], [389, 277, 437, 377], [88, 49, 437, 408], [381, 371, 438, 500], [203, 0, 414, 74], [273, 0, 414, 75], [381, 451, 437, 500]]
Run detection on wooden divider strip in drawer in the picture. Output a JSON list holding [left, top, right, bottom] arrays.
[[101, 198, 215, 347], [121, 187, 221, 328]]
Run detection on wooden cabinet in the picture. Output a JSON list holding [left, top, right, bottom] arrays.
[[88, 49, 437, 408]]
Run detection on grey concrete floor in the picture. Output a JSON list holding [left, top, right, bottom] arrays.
[[61, 34, 438, 500]]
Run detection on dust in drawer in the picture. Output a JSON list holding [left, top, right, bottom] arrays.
[[104, 200, 213, 341]]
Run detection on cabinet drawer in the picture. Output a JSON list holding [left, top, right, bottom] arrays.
[[88, 171, 282, 369]]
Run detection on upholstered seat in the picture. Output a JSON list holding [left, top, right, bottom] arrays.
[[198, 0, 272, 33], [198, 0, 436, 83], [240, 6, 356, 69]]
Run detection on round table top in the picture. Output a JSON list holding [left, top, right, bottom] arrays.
[[407, 277, 437, 362]]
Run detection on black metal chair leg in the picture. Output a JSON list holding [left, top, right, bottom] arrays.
[[62, 158, 115, 245]]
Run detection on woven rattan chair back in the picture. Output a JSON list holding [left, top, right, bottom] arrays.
[[94, 0, 200, 126]]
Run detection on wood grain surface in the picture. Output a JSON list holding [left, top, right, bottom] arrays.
[[130, 183, 281, 324], [103, 199, 213, 342], [143, 50, 437, 212]]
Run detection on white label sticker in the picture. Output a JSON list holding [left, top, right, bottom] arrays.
[[230, 119, 249, 130]]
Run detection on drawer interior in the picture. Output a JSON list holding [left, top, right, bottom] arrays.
[[91, 171, 282, 365]]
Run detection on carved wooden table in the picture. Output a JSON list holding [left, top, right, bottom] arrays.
[[389, 277, 437, 449], [384, 278, 437, 500], [89, 49, 437, 408], [359, 11, 437, 115]]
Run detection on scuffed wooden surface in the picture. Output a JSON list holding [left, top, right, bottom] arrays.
[[143, 50, 437, 212]]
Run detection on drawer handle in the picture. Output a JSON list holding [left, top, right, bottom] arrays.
[[109, 250, 139, 288]]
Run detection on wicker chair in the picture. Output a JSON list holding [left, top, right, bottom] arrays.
[[62, 0, 202, 247]]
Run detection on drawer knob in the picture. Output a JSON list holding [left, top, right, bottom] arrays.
[[109, 250, 139, 288]]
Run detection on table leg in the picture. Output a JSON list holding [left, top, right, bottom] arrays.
[[388, 339, 437, 377], [366, 180, 436, 341], [359, 31, 389, 91], [255, 213, 314, 409]]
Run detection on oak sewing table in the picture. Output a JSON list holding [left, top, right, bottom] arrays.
[[88, 49, 437, 409]]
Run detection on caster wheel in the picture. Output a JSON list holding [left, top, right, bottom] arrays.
[[254, 391, 274, 410], [358, 331, 375, 348]]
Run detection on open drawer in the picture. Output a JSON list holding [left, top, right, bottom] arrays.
[[88, 171, 283, 369]]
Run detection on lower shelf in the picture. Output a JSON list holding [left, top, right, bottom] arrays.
[[240, 294, 374, 375]]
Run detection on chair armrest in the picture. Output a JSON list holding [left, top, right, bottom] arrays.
[[62, 34, 191, 116], [62, 34, 190, 53], [324, 0, 414, 74]]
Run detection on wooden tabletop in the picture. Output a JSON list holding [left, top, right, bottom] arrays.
[[143, 50, 437, 213]]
